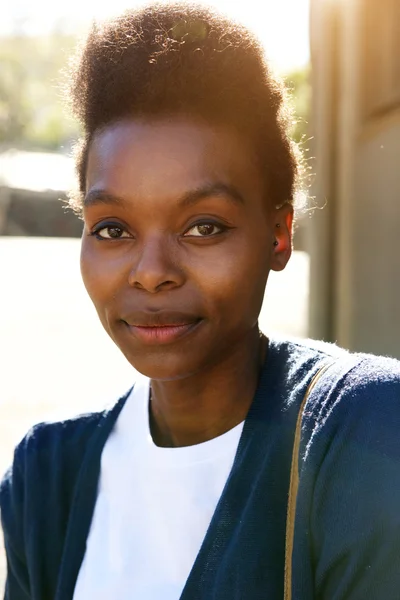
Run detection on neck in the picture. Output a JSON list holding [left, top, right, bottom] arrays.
[[149, 328, 267, 448]]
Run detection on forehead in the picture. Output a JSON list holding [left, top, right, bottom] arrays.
[[85, 117, 265, 205]]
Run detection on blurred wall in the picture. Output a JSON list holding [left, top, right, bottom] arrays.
[[0, 187, 82, 237], [0, 149, 82, 237], [308, 0, 400, 358]]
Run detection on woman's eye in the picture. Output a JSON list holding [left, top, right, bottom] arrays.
[[184, 223, 223, 237], [93, 225, 131, 240]]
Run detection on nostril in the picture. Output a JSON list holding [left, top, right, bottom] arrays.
[[156, 280, 177, 292]]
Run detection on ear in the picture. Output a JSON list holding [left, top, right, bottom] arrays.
[[270, 204, 293, 272]]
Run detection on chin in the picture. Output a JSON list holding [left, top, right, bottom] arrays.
[[121, 347, 204, 382]]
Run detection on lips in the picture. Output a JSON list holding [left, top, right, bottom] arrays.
[[121, 310, 202, 345], [123, 310, 200, 327]]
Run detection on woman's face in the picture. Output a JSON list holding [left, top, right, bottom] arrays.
[[81, 117, 292, 380]]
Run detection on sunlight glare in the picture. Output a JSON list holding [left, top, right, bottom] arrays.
[[3, 0, 310, 72]]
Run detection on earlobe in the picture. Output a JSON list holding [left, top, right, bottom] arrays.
[[271, 239, 292, 272], [270, 205, 293, 272]]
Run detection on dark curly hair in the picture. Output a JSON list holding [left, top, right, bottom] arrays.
[[67, 2, 301, 214]]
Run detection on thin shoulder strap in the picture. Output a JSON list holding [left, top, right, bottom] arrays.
[[284, 361, 336, 600]]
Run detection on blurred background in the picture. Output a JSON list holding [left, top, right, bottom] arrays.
[[0, 0, 399, 590]]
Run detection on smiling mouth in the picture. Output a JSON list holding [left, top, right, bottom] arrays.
[[123, 319, 202, 345]]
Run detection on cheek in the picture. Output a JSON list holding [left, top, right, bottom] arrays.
[[80, 240, 126, 310], [190, 235, 271, 318]]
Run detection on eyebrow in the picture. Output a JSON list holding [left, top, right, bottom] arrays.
[[178, 182, 245, 208], [83, 182, 245, 208], [84, 190, 125, 207]]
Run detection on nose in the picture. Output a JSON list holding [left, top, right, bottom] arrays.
[[128, 235, 184, 293]]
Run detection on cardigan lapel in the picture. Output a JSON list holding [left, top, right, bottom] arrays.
[[54, 393, 129, 600], [178, 342, 330, 600], [178, 348, 281, 600]]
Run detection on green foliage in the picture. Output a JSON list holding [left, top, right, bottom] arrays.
[[0, 33, 81, 150], [0, 31, 312, 154], [284, 64, 312, 146]]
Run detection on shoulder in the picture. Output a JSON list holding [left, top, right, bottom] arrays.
[[302, 354, 400, 596], [336, 352, 400, 417], [300, 351, 400, 493], [0, 412, 98, 519], [0, 391, 130, 592], [0, 391, 130, 512], [0, 391, 131, 567], [2, 408, 105, 481], [318, 349, 400, 392], [276, 341, 400, 473], [269, 335, 349, 367], [267, 336, 353, 399], [306, 352, 400, 445]]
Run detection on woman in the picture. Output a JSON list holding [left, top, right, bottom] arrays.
[[1, 3, 400, 599]]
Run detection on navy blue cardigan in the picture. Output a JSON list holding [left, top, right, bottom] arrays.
[[1, 339, 400, 599]]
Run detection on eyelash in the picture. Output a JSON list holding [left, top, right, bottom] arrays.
[[184, 221, 226, 237], [90, 222, 132, 241], [90, 220, 228, 240]]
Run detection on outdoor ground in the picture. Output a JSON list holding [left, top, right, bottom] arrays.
[[0, 237, 309, 592]]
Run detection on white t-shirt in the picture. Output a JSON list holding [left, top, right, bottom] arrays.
[[73, 373, 244, 600]]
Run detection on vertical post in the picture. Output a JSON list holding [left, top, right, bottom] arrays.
[[308, 0, 341, 341], [0, 186, 11, 235], [333, 0, 362, 348]]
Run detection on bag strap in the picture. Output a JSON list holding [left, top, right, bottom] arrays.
[[284, 361, 336, 600]]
